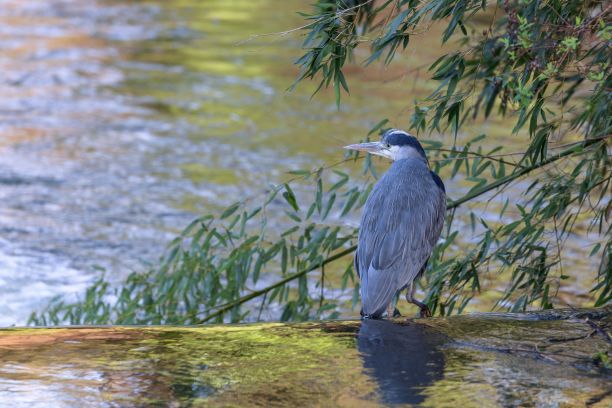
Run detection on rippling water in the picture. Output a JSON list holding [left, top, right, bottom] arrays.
[[0, 0, 389, 325], [0, 0, 599, 325]]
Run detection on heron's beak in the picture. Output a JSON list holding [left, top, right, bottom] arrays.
[[343, 141, 381, 154], [343, 141, 390, 159]]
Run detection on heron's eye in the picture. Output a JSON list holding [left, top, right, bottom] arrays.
[[384, 143, 391, 149]]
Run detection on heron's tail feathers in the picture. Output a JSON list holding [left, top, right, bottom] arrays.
[[360, 266, 398, 319]]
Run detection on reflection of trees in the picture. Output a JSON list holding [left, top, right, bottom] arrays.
[[0, 324, 375, 406]]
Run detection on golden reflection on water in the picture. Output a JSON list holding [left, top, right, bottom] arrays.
[[0, 315, 609, 407], [0, 324, 378, 406]]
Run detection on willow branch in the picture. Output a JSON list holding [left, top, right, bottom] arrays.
[[199, 246, 356, 323], [197, 138, 604, 324]]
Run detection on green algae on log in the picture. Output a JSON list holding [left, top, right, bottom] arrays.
[[0, 307, 610, 407]]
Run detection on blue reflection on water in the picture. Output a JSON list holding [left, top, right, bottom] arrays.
[[358, 319, 446, 404]]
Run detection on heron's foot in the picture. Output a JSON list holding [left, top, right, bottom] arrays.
[[405, 286, 432, 318], [418, 305, 432, 318], [413, 300, 431, 318], [360, 308, 384, 319]]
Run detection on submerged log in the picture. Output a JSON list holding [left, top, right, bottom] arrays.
[[0, 307, 610, 407]]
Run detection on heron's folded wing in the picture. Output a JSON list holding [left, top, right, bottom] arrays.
[[360, 188, 446, 316]]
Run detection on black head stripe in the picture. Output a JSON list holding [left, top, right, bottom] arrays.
[[382, 129, 426, 159]]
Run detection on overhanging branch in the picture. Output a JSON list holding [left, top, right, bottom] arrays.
[[198, 137, 607, 323]]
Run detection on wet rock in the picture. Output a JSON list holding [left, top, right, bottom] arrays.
[[0, 307, 609, 407]]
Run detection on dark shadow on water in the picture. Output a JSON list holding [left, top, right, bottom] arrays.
[[357, 320, 446, 405]]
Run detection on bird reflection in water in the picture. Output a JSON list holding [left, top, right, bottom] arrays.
[[357, 319, 445, 405]]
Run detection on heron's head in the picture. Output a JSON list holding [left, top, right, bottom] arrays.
[[344, 129, 427, 162]]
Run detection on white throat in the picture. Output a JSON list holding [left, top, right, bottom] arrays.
[[389, 145, 427, 162]]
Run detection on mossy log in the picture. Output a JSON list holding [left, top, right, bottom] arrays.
[[0, 307, 610, 407]]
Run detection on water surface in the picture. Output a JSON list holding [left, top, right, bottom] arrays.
[[0, 309, 609, 406]]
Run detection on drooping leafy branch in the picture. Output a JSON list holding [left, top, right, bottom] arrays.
[[30, 135, 609, 325], [293, 0, 611, 312], [30, 0, 610, 325]]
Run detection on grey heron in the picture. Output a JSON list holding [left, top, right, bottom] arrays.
[[345, 129, 446, 319]]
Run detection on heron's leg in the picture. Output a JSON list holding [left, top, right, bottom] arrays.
[[405, 283, 431, 318]]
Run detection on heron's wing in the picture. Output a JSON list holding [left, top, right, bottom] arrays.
[[358, 180, 446, 317], [360, 224, 436, 317]]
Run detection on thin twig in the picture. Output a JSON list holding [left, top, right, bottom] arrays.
[[585, 317, 612, 343], [235, 0, 377, 45]]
